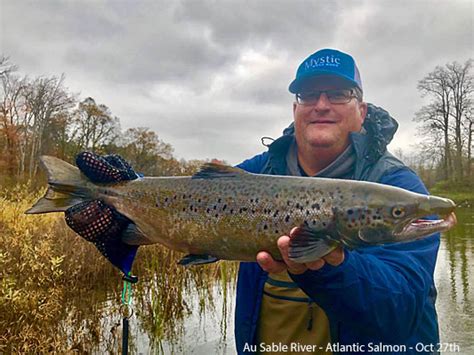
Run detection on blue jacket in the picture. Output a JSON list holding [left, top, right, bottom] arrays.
[[234, 104, 440, 354]]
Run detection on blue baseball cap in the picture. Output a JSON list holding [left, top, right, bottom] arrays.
[[288, 48, 362, 93]]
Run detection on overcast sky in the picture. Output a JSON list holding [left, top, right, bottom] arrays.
[[1, 0, 472, 164]]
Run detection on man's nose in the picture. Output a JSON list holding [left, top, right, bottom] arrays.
[[312, 93, 331, 110]]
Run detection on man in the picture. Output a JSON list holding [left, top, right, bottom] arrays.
[[67, 49, 440, 354], [233, 49, 440, 354]]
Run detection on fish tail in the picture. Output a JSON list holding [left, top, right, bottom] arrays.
[[25, 156, 92, 214]]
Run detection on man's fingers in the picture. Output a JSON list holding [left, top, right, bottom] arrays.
[[306, 259, 326, 270], [277, 236, 307, 275], [323, 246, 345, 266], [256, 251, 287, 273]]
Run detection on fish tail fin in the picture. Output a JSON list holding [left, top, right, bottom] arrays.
[[26, 156, 92, 214]]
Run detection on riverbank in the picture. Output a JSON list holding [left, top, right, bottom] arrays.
[[0, 188, 237, 353], [429, 180, 474, 207]]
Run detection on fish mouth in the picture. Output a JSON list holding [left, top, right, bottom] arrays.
[[394, 212, 457, 239], [394, 196, 456, 239]]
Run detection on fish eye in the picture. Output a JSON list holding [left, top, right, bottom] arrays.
[[391, 206, 406, 218]]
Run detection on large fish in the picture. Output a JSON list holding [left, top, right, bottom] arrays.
[[27, 156, 456, 265]]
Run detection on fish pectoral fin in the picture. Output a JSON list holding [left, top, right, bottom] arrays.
[[288, 227, 338, 263], [178, 254, 219, 266], [191, 163, 248, 179]]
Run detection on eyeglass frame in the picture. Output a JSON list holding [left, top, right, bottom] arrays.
[[295, 88, 362, 105]]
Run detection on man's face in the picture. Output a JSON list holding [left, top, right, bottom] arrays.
[[293, 76, 367, 153]]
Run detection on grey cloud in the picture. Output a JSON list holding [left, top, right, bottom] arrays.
[[1, 0, 472, 162], [176, 0, 342, 53], [3, 1, 235, 89]]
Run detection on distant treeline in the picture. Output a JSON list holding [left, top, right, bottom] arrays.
[[0, 57, 222, 186], [405, 59, 473, 187], [1, 56, 472, 188]]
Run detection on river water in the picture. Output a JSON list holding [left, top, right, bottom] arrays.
[[435, 206, 473, 354], [97, 206, 474, 354]]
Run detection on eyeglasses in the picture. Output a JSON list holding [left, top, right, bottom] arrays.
[[295, 89, 358, 105]]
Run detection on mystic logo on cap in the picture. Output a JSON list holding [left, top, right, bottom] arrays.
[[305, 55, 341, 69]]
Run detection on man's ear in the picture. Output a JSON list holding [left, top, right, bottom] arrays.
[[359, 101, 368, 123]]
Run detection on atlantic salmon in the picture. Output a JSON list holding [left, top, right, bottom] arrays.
[[26, 156, 456, 265]]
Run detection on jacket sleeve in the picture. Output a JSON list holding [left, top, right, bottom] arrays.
[[289, 168, 440, 342], [235, 151, 269, 173]]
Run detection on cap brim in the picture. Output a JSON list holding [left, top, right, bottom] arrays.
[[289, 71, 360, 93]]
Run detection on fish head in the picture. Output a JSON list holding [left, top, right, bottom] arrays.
[[335, 189, 456, 245]]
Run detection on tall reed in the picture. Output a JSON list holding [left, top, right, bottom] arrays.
[[0, 186, 238, 353]]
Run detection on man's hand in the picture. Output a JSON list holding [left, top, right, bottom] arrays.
[[256, 227, 345, 274]]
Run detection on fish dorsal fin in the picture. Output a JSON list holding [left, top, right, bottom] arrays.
[[192, 163, 248, 179]]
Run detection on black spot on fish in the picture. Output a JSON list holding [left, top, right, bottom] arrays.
[[223, 204, 227, 211], [250, 199, 254, 203], [198, 198, 201, 203], [230, 209, 234, 214], [164, 197, 169, 202], [273, 210, 279, 217], [287, 201, 291, 206], [206, 208, 210, 213], [303, 220, 309, 227], [183, 194, 186, 199], [296, 202, 300, 209], [347, 209, 354, 215], [213, 205, 217, 210], [182, 208, 186, 212], [263, 224, 268, 230], [275, 194, 279, 198], [255, 198, 259, 203], [312, 220, 316, 225], [173, 195, 177, 200], [312, 203, 320, 210], [275, 230, 279, 234], [218, 198, 222, 203], [285, 215, 290, 223], [215, 214, 219, 218], [306, 210, 310, 216], [188, 194, 192, 198], [322, 222, 327, 227], [322, 198, 326, 203]]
